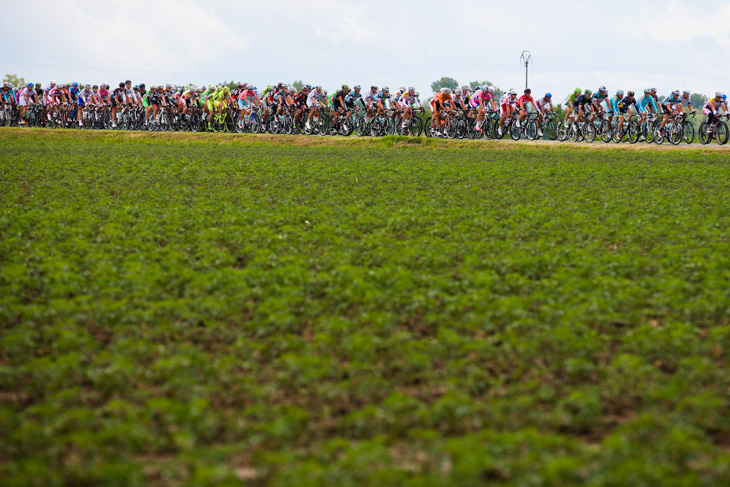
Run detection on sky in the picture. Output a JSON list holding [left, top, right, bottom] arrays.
[[2, 0, 729, 98]]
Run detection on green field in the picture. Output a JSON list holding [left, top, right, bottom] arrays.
[[3, 129, 730, 486]]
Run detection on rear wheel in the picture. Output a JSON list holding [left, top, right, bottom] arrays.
[[628, 121, 640, 144], [509, 120, 521, 140], [668, 122, 682, 145], [544, 119, 557, 140], [599, 120, 612, 142], [557, 121, 568, 142], [584, 121, 596, 142]]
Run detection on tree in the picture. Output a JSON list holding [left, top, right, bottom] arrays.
[[292, 80, 304, 91], [222, 80, 240, 90], [468, 80, 503, 99], [3, 73, 25, 87], [431, 77, 458, 93], [690, 93, 707, 108]]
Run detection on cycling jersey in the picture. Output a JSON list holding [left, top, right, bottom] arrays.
[[470, 90, 492, 109], [345, 91, 362, 108], [537, 96, 553, 110], [705, 97, 725, 110], [638, 95, 657, 113], [610, 96, 621, 113], [78, 89, 93, 105], [616, 96, 637, 114], [517, 94, 534, 107], [363, 89, 378, 106], [591, 92, 609, 108], [307, 89, 326, 108], [375, 91, 391, 104], [663, 94, 681, 106], [398, 93, 420, 107]]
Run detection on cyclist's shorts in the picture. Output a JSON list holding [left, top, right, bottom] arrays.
[[238, 99, 248, 109]]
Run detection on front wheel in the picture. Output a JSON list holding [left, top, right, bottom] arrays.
[[682, 121, 695, 144], [699, 122, 710, 145], [509, 120, 521, 140], [716, 121, 729, 145]]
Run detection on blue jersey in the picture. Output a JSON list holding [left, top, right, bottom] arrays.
[[663, 94, 681, 106], [638, 95, 657, 113], [375, 91, 391, 103], [610, 96, 622, 112]]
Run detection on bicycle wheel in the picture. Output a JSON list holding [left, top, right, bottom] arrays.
[[409, 116, 423, 137], [716, 121, 729, 145], [668, 122, 682, 145], [526, 120, 538, 140], [340, 118, 354, 136], [509, 120, 521, 140], [698, 122, 710, 145], [544, 119, 557, 140], [628, 121, 639, 144], [424, 117, 433, 138], [682, 121, 695, 144], [584, 121, 596, 142], [599, 120, 612, 143], [653, 126, 664, 144], [355, 116, 367, 137], [556, 121, 568, 142]]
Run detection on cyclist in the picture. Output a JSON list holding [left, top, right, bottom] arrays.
[[563, 87, 582, 123], [375, 86, 393, 116], [659, 90, 683, 137], [517, 88, 540, 135], [432, 87, 454, 137], [146, 85, 165, 125], [591, 86, 611, 116], [536, 93, 554, 134], [615, 90, 638, 135], [678, 90, 694, 115], [452, 89, 468, 111], [470, 86, 496, 133], [98, 84, 110, 105], [363, 85, 379, 119], [498, 89, 519, 136], [398, 86, 422, 130], [305, 85, 328, 130], [111, 82, 126, 128], [573, 89, 593, 124], [17, 83, 38, 125], [77, 84, 94, 126], [293, 85, 309, 125], [331, 84, 350, 128], [345, 85, 363, 116], [703, 92, 729, 133]]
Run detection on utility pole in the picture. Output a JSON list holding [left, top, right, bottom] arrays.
[[520, 50, 532, 91]]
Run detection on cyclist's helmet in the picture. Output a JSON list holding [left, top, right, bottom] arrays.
[[371, 85, 378, 91], [354, 85, 361, 90], [487, 86, 494, 93], [125, 80, 131, 85], [324, 89, 328, 95], [383, 86, 390, 92], [524, 88, 531, 94], [50, 80, 57, 85], [724, 94, 728, 100], [461, 84, 469, 91], [627, 90, 635, 97], [584, 89, 592, 95], [440, 87, 448, 93], [644, 88, 651, 94], [165, 84, 171, 89], [72, 82, 79, 87], [92, 85, 98, 90], [598, 85, 606, 92], [316, 85, 322, 90], [545, 92, 552, 98], [133, 86, 139, 91], [509, 89, 517, 95], [683, 89, 691, 95], [616, 89, 624, 96], [27, 83, 34, 88], [574, 87, 581, 94], [716, 91, 723, 98], [158, 85, 163, 90], [475, 85, 483, 91], [416, 91, 420, 97], [399, 85, 406, 93], [35, 83, 41, 87], [455, 89, 463, 96], [408, 86, 415, 93], [342, 84, 349, 91], [282, 84, 289, 89], [651, 87, 657, 93], [445, 88, 451, 94], [672, 89, 680, 96]]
